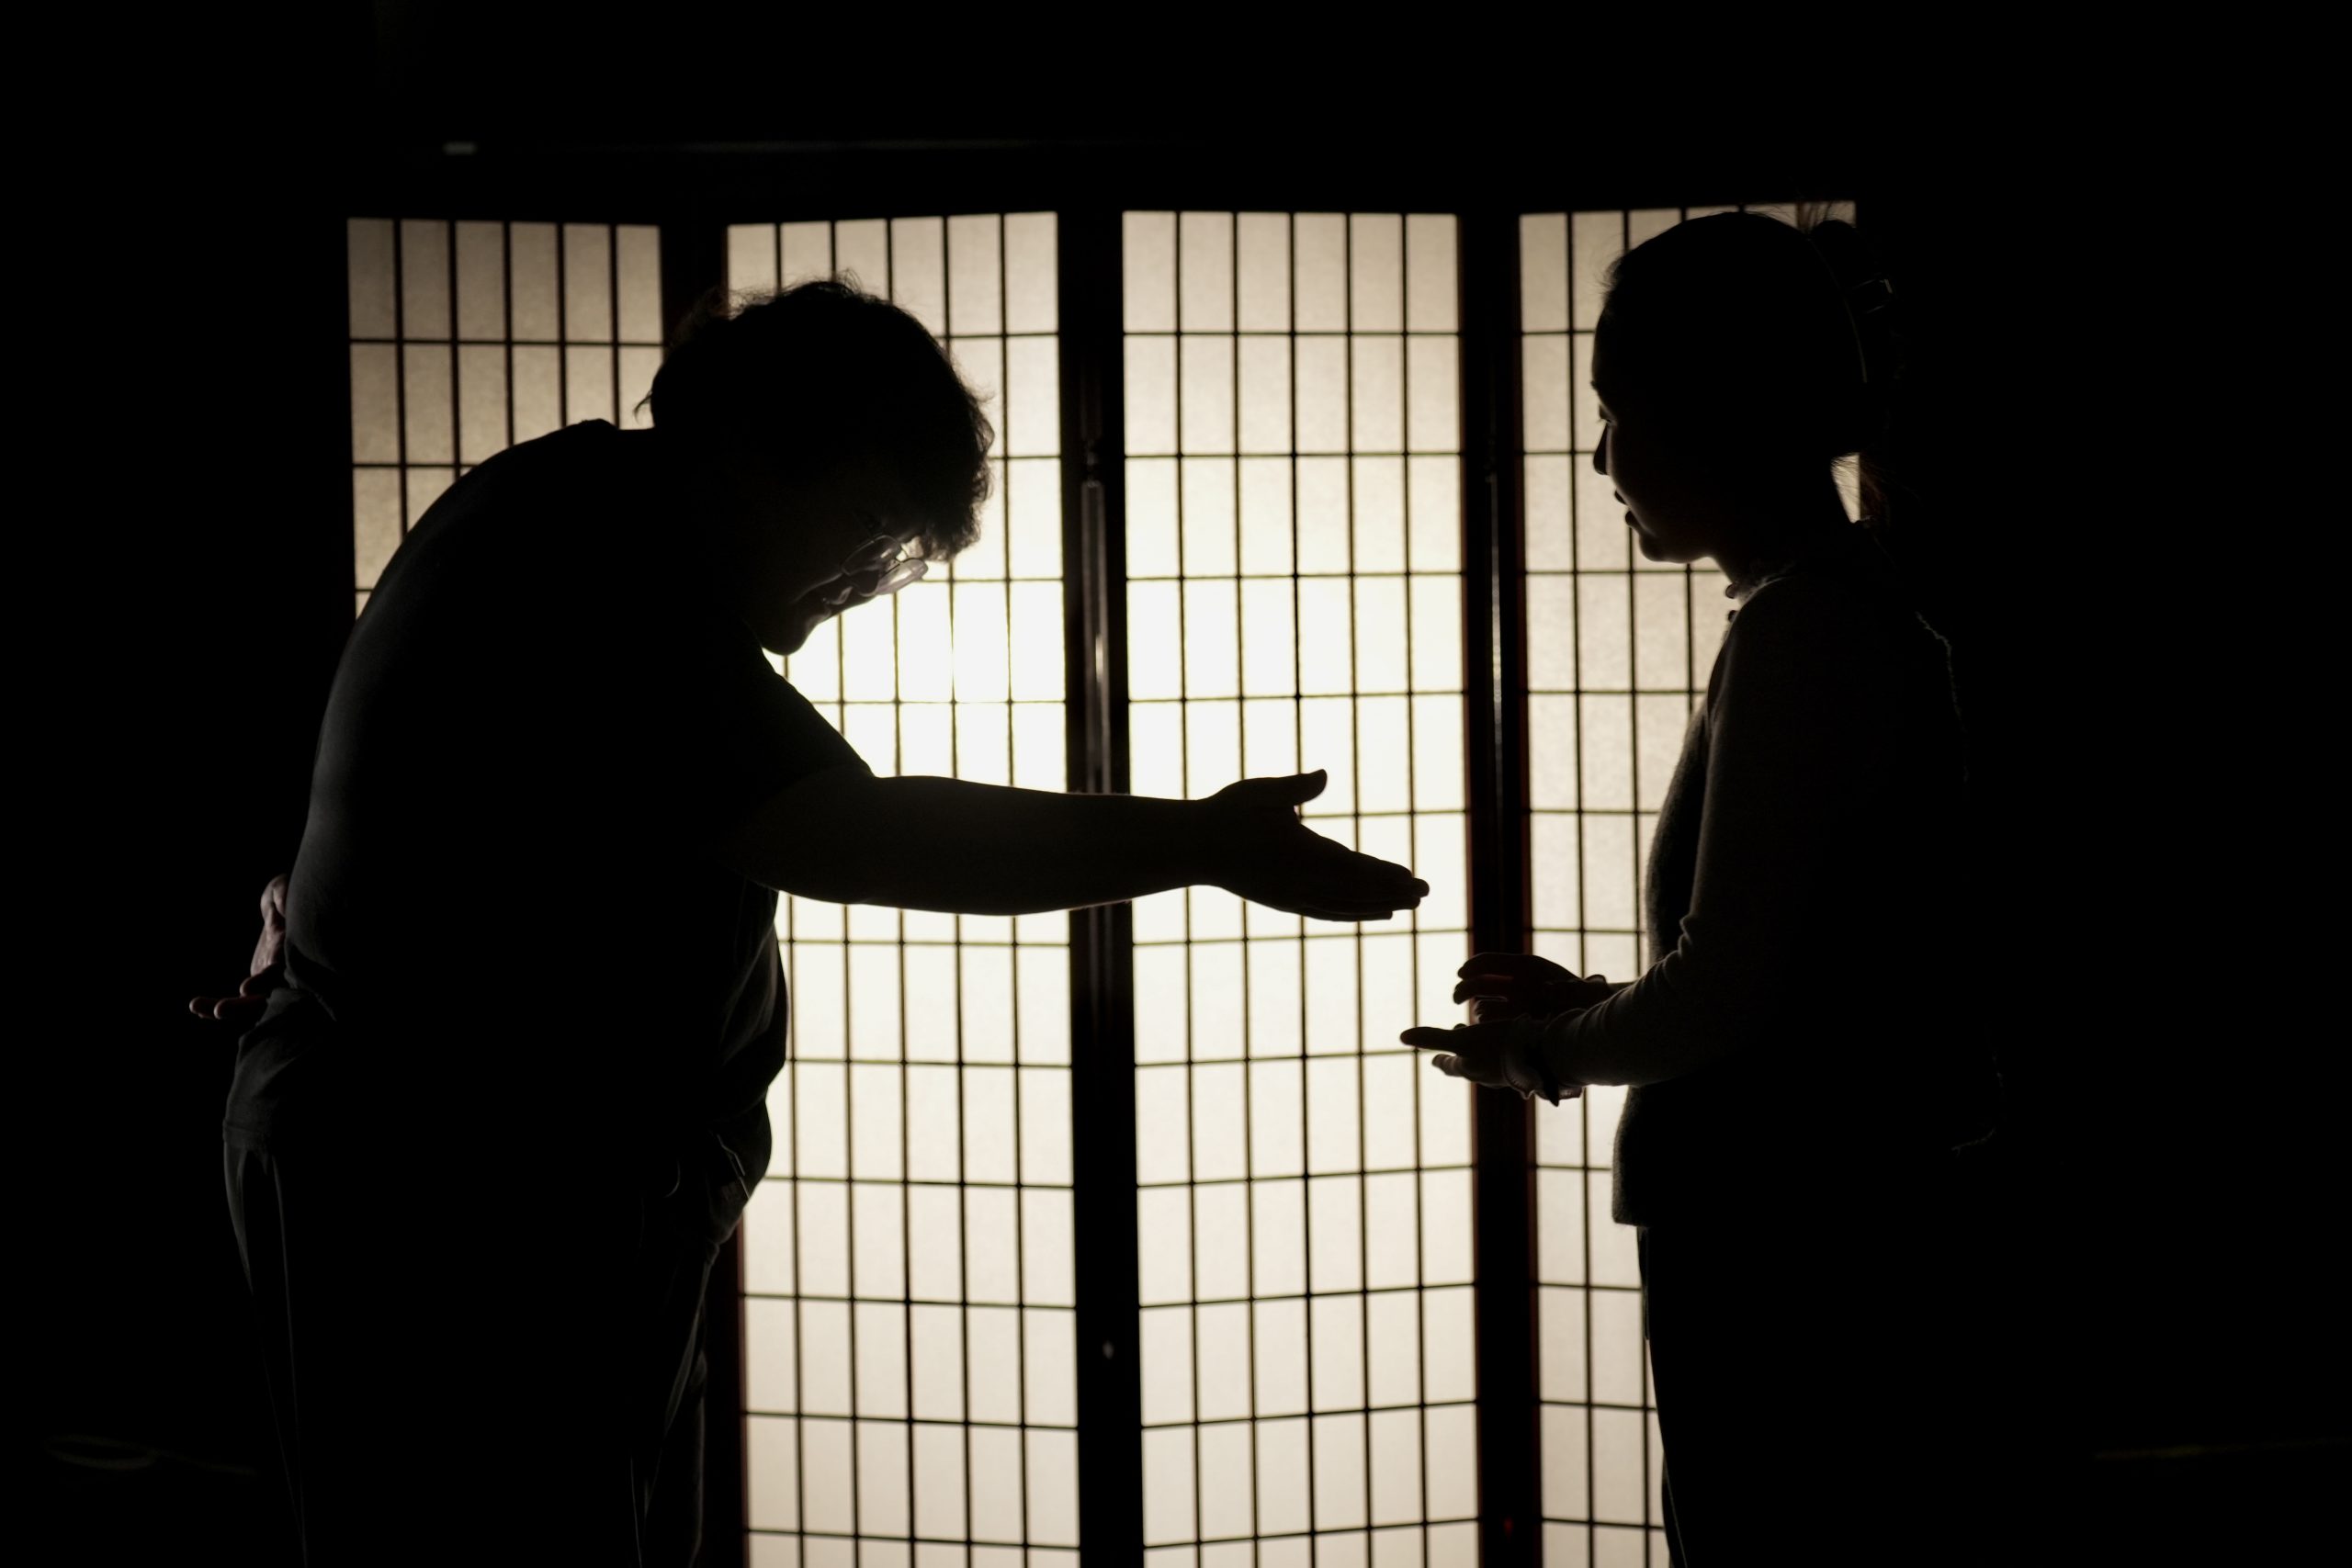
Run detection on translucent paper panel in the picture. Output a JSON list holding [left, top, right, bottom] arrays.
[[1523, 208, 1732, 987], [1523, 205, 1841, 1563], [732, 216, 1078, 1560], [1125, 212, 1475, 1557], [345, 218, 661, 615]]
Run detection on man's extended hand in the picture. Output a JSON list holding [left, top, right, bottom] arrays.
[[1204, 770, 1427, 922], [189, 874, 289, 1025]]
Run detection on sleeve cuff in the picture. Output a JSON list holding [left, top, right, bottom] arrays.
[[1501, 1013, 1571, 1106]]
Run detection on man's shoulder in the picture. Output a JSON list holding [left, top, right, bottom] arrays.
[[378, 423, 636, 594]]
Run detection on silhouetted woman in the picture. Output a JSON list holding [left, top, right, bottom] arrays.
[[1406, 209, 1998, 1563]]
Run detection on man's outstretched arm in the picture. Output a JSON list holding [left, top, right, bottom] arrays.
[[718, 764, 1426, 921]]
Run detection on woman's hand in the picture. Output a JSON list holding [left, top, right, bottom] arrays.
[[1400, 1018, 1579, 1101], [1202, 770, 1428, 921], [1452, 952, 1615, 1023], [1401, 952, 1616, 1100], [189, 874, 289, 1025]]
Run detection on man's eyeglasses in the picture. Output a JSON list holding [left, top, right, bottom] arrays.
[[840, 534, 928, 597]]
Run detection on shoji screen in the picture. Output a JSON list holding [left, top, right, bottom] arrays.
[[345, 218, 662, 615], [1519, 202, 1851, 1568], [1122, 211, 1478, 1568], [728, 216, 1080, 1566]]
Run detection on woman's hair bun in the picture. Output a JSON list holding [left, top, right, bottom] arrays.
[[1798, 210, 1904, 418], [1602, 206, 1901, 464]]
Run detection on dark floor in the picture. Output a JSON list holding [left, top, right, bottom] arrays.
[[28, 1434, 2346, 1565], [31, 1433, 296, 1568], [2074, 1442, 2348, 1565]]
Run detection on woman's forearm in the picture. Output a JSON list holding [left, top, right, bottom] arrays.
[[1511, 942, 1750, 1089]]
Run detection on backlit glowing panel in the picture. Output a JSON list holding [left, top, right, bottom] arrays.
[[1125, 211, 1477, 1568], [729, 215, 1079, 1567], [1521, 202, 1852, 1568], [345, 219, 662, 616]]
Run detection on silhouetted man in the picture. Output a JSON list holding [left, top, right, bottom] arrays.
[[204, 280, 1423, 1566]]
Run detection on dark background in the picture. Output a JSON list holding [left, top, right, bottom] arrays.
[[24, 9, 2334, 1562]]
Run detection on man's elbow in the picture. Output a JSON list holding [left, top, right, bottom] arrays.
[[774, 863, 886, 908], [718, 766, 888, 904]]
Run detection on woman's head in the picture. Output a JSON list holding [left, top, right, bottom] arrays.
[[644, 279, 995, 647], [1592, 209, 1895, 570]]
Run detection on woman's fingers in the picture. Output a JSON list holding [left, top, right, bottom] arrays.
[[1454, 977, 1550, 1008], [1403, 1024, 1521, 1092], [1455, 971, 1540, 996], [1457, 952, 1544, 976]]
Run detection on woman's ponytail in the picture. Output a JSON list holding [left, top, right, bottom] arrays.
[[1794, 208, 1907, 528]]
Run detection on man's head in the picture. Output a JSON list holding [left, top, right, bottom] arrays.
[[645, 279, 995, 653]]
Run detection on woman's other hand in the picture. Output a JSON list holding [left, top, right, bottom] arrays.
[[1452, 952, 1614, 1023]]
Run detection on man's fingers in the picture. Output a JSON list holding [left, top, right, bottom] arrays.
[[1322, 888, 1420, 919], [1243, 769, 1330, 811], [1297, 901, 1407, 922], [1328, 872, 1421, 906], [1401, 1026, 1470, 1051], [1317, 852, 1424, 901], [1347, 863, 1427, 903], [1280, 888, 1407, 921], [1311, 865, 1425, 913]]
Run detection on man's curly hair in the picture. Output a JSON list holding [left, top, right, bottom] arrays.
[[643, 278, 994, 561]]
